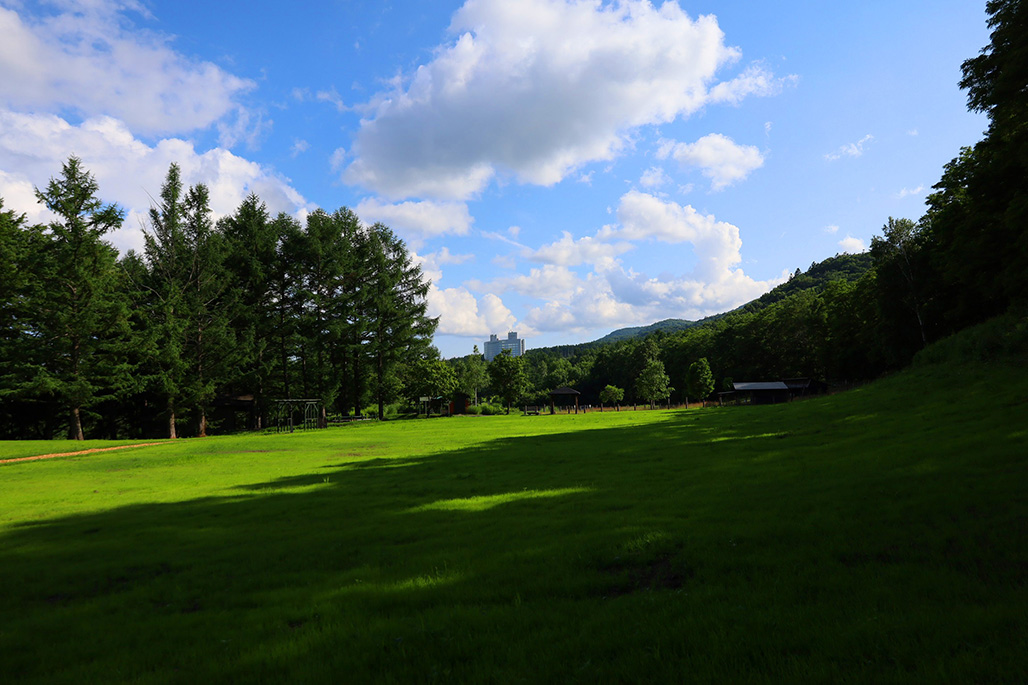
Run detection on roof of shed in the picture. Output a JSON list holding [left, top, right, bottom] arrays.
[[733, 382, 790, 391], [549, 386, 581, 395]]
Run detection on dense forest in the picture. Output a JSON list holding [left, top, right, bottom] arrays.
[[0, 161, 437, 439], [1, 0, 1026, 437]]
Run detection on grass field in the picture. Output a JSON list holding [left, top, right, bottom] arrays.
[[2, 359, 1026, 683]]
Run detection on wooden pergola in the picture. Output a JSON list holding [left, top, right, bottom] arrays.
[[549, 386, 581, 414], [271, 399, 324, 431]]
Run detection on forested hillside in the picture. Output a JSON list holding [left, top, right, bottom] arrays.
[[578, 252, 874, 347]]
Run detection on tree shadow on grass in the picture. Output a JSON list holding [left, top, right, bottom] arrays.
[[1, 400, 1026, 683]]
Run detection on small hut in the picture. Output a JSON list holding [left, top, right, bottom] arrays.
[[732, 382, 790, 405], [549, 386, 581, 414]]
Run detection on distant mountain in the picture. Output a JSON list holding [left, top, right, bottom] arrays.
[[525, 252, 874, 357], [594, 317, 709, 344]]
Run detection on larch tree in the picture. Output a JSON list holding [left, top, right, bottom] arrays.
[[32, 157, 128, 439]]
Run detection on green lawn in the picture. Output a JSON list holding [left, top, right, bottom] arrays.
[[2, 360, 1026, 683]]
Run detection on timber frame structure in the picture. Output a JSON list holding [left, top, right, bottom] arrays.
[[272, 399, 324, 432]]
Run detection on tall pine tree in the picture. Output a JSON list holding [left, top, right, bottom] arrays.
[[32, 157, 129, 439]]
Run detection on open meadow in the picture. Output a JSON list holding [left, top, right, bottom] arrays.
[[2, 358, 1027, 683]]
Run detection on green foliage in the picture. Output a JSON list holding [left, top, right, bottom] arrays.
[[0, 160, 436, 437], [487, 350, 530, 413], [29, 157, 130, 439], [635, 358, 673, 408], [914, 310, 1028, 366], [685, 358, 715, 403], [598, 384, 624, 409]]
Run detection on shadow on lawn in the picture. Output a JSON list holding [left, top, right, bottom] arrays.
[[2, 396, 1026, 682]]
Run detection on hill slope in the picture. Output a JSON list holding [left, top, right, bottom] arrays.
[[532, 252, 874, 356]]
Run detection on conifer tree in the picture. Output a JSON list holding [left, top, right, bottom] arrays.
[[32, 157, 128, 439]]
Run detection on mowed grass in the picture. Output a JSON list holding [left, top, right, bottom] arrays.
[[1, 362, 1026, 683]]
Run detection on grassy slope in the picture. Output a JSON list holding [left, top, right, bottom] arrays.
[[1, 359, 1026, 683]]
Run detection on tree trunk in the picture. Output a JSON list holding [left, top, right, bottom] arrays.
[[168, 406, 178, 439], [376, 348, 385, 420], [69, 406, 85, 441], [198, 408, 207, 438]]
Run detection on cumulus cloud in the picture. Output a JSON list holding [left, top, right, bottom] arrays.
[[838, 235, 866, 253], [825, 134, 874, 161], [524, 230, 633, 268], [824, 224, 840, 234], [344, 0, 783, 200], [0, 2, 253, 136], [427, 287, 517, 337], [640, 166, 671, 188], [657, 133, 763, 190], [600, 190, 743, 280], [468, 264, 581, 302], [413, 247, 475, 283], [494, 191, 784, 333], [0, 111, 311, 253], [355, 198, 473, 247]]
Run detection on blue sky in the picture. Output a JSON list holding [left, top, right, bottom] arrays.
[[0, 0, 990, 357]]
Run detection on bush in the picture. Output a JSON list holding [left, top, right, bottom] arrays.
[[466, 405, 482, 415]]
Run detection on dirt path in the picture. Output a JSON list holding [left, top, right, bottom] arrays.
[[0, 442, 167, 465]]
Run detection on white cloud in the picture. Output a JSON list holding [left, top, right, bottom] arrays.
[[525, 230, 633, 268], [354, 198, 473, 246], [468, 264, 581, 302], [825, 134, 874, 161], [290, 139, 310, 157], [0, 111, 311, 253], [838, 235, 866, 253], [657, 133, 763, 190], [412, 247, 475, 284], [343, 0, 783, 200], [315, 88, 349, 112], [0, 2, 253, 136], [640, 166, 671, 188], [329, 147, 348, 171], [427, 286, 517, 337], [481, 230, 527, 249], [708, 63, 795, 105], [513, 191, 784, 333], [601, 190, 744, 280], [824, 224, 840, 234], [895, 185, 924, 199]]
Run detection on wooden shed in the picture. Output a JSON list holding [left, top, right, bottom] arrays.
[[549, 386, 581, 414], [732, 381, 791, 405]]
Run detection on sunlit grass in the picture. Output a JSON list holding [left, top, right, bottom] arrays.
[[408, 487, 593, 512]]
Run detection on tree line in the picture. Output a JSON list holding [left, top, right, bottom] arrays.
[[0, 160, 436, 439]]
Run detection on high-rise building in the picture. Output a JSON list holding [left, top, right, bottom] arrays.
[[483, 331, 525, 361]]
